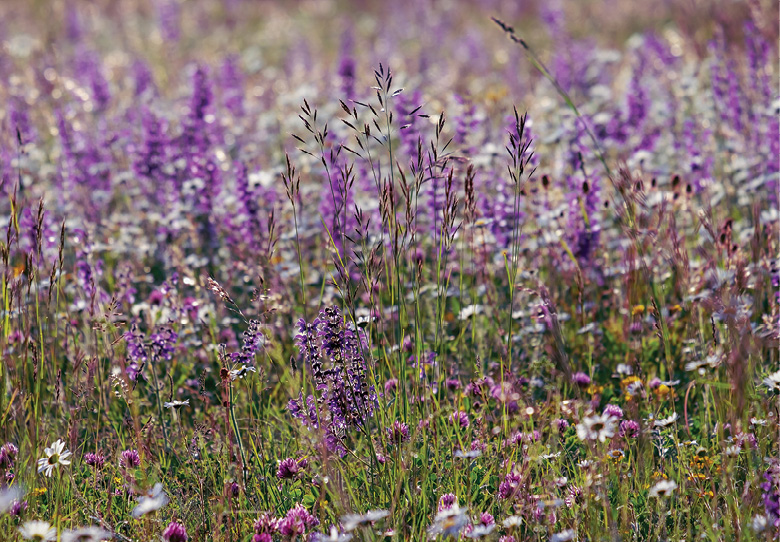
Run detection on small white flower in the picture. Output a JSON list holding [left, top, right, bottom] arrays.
[[427, 504, 469, 538], [724, 445, 740, 457], [648, 479, 677, 497], [653, 412, 679, 428], [750, 417, 767, 426], [163, 399, 190, 409], [18, 520, 57, 541], [37, 439, 72, 477], [61, 526, 113, 542], [751, 514, 767, 533], [465, 523, 496, 538], [317, 527, 353, 542], [131, 482, 169, 518], [551, 529, 576, 542], [0, 485, 24, 514], [576, 413, 617, 442], [229, 364, 256, 381], [341, 509, 389, 532], [454, 449, 482, 459], [458, 305, 483, 320], [502, 515, 523, 528]]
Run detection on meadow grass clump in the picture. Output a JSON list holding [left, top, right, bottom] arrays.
[[0, 0, 777, 540]]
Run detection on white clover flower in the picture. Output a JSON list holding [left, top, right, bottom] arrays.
[[61, 526, 113, 542], [648, 479, 677, 497], [576, 413, 617, 442], [18, 520, 57, 541], [465, 523, 496, 538], [37, 439, 72, 477], [131, 482, 169, 518]]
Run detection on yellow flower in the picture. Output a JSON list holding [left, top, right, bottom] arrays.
[[654, 384, 671, 398], [32, 487, 47, 497], [587, 384, 605, 396], [631, 305, 645, 316], [113, 476, 123, 485], [670, 304, 682, 313]]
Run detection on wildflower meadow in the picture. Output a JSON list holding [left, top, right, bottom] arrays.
[[0, 0, 778, 540]]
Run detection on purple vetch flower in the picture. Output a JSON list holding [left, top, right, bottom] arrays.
[[10, 499, 27, 516], [619, 420, 640, 439], [120, 449, 141, 469], [450, 411, 470, 429], [230, 319, 264, 367], [163, 521, 188, 542], [84, 452, 106, 469], [760, 463, 780, 528], [387, 421, 410, 445]]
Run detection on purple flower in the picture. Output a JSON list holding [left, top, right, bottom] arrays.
[[277, 458, 306, 480], [450, 411, 470, 429], [10, 500, 27, 516], [603, 404, 624, 419], [0, 443, 18, 469], [572, 372, 591, 387], [120, 449, 141, 469], [162, 521, 188, 542], [438, 493, 457, 512], [553, 418, 570, 432], [387, 421, 410, 444], [619, 420, 640, 439], [253, 513, 279, 535], [498, 471, 523, 500], [84, 452, 106, 469], [384, 378, 398, 395], [278, 504, 320, 537]]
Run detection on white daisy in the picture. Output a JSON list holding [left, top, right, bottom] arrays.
[[18, 520, 57, 541], [576, 413, 617, 442], [131, 482, 169, 518], [163, 399, 190, 409], [61, 526, 113, 542], [762, 370, 780, 391], [751, 514, 767, 533], [653, 412, 678, 428], [37, 439, 72, 477], [648, 479, 677, 497], [228, 364, 257, 381]]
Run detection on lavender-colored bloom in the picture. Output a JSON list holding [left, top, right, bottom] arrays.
[[278, 504, 320, 537], [277, 458, 306, 480], [619, 420, 640, 438], [120, 449, 141, 469], [603, 404, 624, 419], [84, 452, 106, 469], [553, 418, 570, 432], [450, 411, 470, 429], [0, 443, 18, 469], [10, 500, 27, 516], [387, 421, 410, 444], [162, 521, 188, 542], [230, 319, 263, 367], [438, 493, 457, 512], [572, 372, 591, 387]]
